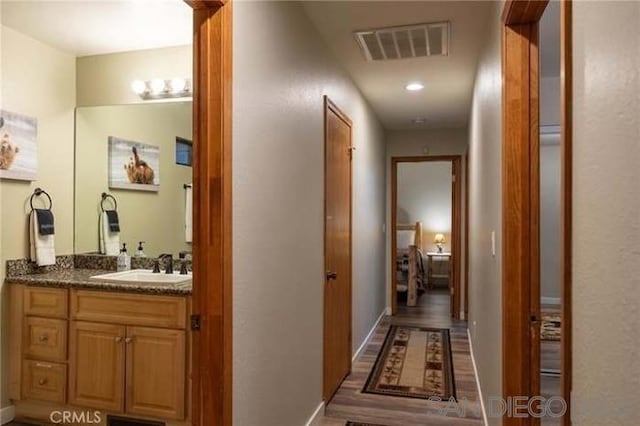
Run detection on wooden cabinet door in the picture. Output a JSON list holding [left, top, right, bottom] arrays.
[[126, 326, 186, 420], [69, 321, 125, 412]]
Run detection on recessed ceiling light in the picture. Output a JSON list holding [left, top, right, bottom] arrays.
[[405, 82, 424, 91]]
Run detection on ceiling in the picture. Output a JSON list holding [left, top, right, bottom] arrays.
[[302, 1, 494, 130], [1, 0, 192, 57]]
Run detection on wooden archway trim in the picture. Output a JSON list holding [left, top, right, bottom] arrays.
[[186, 0, 233, 425]]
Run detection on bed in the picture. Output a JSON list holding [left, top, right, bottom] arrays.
[[396, 221, 426, 307]]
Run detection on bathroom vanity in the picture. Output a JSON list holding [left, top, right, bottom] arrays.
[[6, 260, 192, 425]]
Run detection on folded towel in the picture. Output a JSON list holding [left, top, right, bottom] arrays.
[[185, 183, 192, 243], [105, 210, 120, 232], [34, 209, 55, 235], [30, 210, 56, 266], [99, 211, 120, 256]]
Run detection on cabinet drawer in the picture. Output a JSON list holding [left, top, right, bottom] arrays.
[[71, 290, 187, 329], [22, 360, 67, 404], [24, 287, 68, 318], [23, 317, 67, 361]]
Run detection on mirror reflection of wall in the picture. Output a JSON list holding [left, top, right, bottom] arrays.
[[74, 102, 192, 258]]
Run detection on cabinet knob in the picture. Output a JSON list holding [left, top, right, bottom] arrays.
[[38, 334, 49, 342], [125, 337, 133, 344], [38, 378, 48, 386], [115, 336, 123, 343]]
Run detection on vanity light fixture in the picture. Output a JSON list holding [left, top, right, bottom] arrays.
[[130, 78, 193, 100], [405, 82, 424, 91], [413, 117, 426, 125]]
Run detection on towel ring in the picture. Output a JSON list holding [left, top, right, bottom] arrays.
[[30, 188, 52, 211], [101, 192, 118, 212]]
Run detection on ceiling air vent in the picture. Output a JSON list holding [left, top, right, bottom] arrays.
[[355, 22, 450, 61]]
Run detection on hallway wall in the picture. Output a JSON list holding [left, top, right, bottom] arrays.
[[466, 1, 502, 424], [573, 1, 640, 424], [232, 2, 386, 425]]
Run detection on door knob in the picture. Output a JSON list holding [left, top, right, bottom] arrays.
[[326, 271, 338, 280]]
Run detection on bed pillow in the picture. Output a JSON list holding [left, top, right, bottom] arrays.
[[397, 230, 415, 249]]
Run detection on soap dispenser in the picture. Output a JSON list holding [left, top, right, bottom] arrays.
[[136, 241, 146, 258], [117, 243, 131, 271]]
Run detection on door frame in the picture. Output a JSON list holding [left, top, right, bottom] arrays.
[[390, 155, 462, 318], [322, 96, 353, 401], [186, 1, 233, 425], [501, 1, 572, 425]]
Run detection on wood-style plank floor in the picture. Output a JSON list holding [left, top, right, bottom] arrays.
[[320, 289, 483, 426]]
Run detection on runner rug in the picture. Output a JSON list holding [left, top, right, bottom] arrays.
[[362, 325, 455, 400]]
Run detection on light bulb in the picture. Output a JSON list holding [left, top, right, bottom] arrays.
[[405, 82, 424, 91], [150, 79, 166, 94], [170, 78, 187, 94], [131, 80, 146, 95]]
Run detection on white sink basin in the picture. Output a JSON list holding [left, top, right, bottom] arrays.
[[90, 269, 192, 285]]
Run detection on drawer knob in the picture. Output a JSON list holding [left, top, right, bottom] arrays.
[[38, 334, 49, 342], [38, 378, 48, 386]]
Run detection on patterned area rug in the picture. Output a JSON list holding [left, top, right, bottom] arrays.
[[363, 325, 455, 400], [541, 312, 562, 341]]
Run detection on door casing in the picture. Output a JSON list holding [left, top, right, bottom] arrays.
[[501, 1, 573, 425], [390, 155, 463, 318]]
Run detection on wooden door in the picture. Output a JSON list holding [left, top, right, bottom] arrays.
[[323, 97, 353, 400], [69, 321, 125, 412], [126, 326, 186, 419]]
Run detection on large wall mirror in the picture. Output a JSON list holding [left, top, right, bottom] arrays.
[[74, 101, 193, 257]]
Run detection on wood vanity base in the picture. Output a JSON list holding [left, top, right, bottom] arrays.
[[9, 284, 192, 425]]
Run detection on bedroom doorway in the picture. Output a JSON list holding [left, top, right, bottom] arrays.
[[390, 156, 462, 318]]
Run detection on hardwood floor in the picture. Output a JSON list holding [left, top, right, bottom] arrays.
[[321, 289, 483, 426]]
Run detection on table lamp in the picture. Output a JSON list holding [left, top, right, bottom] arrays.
[[434, 233, 446, 253]]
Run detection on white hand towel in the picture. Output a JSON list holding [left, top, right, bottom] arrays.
[[99, 211, 120, 256], [185, 183, 193, 243], [30, 212, 56, 266]]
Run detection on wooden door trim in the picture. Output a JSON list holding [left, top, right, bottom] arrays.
[[323, 95, 353, 400], [390, 155, 462, 318], [501, 1, 572, 425], [464, 154, 470, 319], [559, 1, 573, 424], [186, 0, 232, 425]]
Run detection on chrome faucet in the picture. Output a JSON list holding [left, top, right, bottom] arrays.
[[157, 253, 174, 274]]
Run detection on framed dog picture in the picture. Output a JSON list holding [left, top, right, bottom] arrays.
[[108, 136, 160, 192], [0, 110, 37, 181]]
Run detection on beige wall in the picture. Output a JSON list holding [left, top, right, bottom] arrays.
[[75, 102, 192, 257], [385, 128, 467, 313], [76, 45, 191, 107], [573, 1, 640, 424], [0, 25, 76, 408], [232, 2, 386, 425], [396, 161, 453, 253], [466, 1, 502, 424]]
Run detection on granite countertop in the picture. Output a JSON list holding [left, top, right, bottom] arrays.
[[5, 268, 192, 296]]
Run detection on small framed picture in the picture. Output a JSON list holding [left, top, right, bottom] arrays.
[[108, 136, 160, 192], [0, 109, 38, 181]]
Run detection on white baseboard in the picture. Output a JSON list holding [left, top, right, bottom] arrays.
[[0, 405, 15, 425], [304, 401, 324, 426], [467, 329, 488, 426], [541, 297, 561, 305], [352, 308, 387, 363]]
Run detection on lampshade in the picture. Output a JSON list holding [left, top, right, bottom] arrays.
[[434, 233, 446, 244]]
